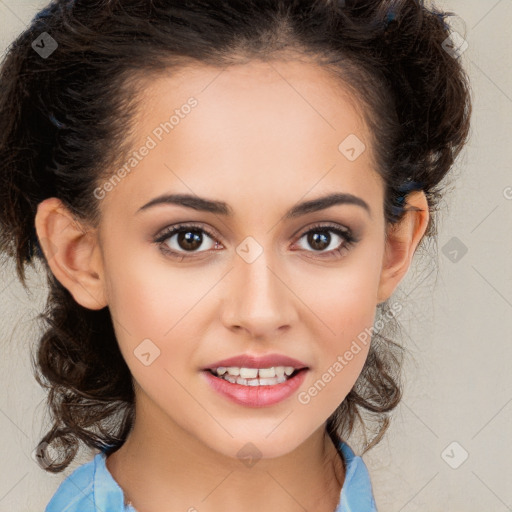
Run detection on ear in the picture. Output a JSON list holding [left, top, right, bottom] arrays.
[[377, 190, 430, 304], [34, 197, 107, 310]]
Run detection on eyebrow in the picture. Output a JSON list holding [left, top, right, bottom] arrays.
[[137, 192, 371, 219]]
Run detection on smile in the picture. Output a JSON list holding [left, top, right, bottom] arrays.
[[202, 367, 309, 407]]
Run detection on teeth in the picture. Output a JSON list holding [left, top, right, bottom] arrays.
[[214, 366, 297, 379], [235, 375, 288, 386], [239, 368, 258, 379], [259, 377, 286, 385], [275, 367, 285, 377], [211, 366, 300, 386], [258, 367, 276, 378]]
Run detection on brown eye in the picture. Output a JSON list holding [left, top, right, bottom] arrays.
[[306, 230, 331, 251], [154, 223, 221, 258], [293, 223, 359, 259], [175, 229, 204, 251]]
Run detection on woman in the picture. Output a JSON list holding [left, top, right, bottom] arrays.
[[0, 0, 471, 510]]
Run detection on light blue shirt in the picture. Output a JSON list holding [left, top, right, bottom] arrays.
[[45, 440, 378, 511]]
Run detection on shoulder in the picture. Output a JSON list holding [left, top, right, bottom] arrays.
[[44, 454, 99, 512], [45, 451, 128, 512], [336, 441, 378, 511]]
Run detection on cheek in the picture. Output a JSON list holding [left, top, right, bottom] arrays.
[[102, 226, 383, 415], [295, 250, 382, 406], [103, 255, 205, 419], [299, 248, 382, 345], [297, 277, 377, 415], [103, 232, 204, 334], [314, 271, 378, 337], [101, 240, 201, 376]]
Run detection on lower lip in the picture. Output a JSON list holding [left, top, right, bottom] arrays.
[[201, 369, 308, 407]]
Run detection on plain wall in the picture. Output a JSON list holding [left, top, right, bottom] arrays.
[[0, 1, 511, 510]]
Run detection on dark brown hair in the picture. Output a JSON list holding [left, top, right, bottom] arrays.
[[0, 0, 472, 472]]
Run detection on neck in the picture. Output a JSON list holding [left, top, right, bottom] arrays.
[[106, 398, 345, 512]]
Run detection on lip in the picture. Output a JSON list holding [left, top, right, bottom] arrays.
[[201, 367, 309, 407], [201, 353, 309, 371]]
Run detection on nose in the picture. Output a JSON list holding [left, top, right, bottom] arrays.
[[220, 249, 298, 339]]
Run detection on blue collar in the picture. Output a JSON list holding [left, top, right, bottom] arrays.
[[46, 439, 377, 511], [95, 440, 377, 511]]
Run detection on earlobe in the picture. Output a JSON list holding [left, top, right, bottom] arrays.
[[34, 197, 107, 310], [377, 191, 430, 303]]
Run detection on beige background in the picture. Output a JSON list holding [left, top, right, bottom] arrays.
[[0, 1, 511, 510]]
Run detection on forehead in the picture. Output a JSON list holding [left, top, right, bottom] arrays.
[[101, 59, 382, 217], [135, 58, 370, 149]]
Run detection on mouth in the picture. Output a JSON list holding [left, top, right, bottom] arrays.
[[204, 366, 307, 387], [201, 366, 309, 407]]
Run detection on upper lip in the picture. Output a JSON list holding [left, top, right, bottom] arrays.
[[201, 353, 309, 371]]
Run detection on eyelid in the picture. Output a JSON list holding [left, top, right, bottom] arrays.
[[292, 222, 359, 252], [295, 222, 354, 239], [153, 218, 212, 236], [152, 220, 360, 262], [154, 221, 356, 245], [153, 222, 220, 246]]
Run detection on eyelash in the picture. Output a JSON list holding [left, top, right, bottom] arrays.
[[153, 222, 359, 261]]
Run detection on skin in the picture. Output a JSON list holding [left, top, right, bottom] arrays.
[[35, 59, 429, 512]]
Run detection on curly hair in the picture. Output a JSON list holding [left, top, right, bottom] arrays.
[[0, 0, 472, 472]]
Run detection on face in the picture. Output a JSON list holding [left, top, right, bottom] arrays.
[[93, 59, 388, 459]]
